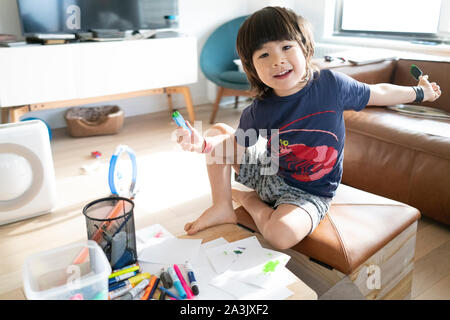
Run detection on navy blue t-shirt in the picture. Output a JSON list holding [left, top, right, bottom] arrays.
[[235, 69, 371, 198]]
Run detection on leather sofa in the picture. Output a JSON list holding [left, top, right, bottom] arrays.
[[317, 58, 450, 226]]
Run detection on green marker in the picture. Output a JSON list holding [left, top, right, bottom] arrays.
[[172, 111, 192, 133], [410, 64, 423, 80]]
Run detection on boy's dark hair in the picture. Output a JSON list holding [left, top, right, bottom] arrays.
[[236, 6, 317, 99]]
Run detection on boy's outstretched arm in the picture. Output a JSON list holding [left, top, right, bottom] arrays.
[[367, 75, 442, 106]]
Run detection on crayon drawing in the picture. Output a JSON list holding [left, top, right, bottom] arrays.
[[206, 237, 262, 274], [212, 247, 291, 289], [263, 260, 280, 274]]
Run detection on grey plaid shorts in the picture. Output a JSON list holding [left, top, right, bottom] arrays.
[[234, 142, 332, 235]]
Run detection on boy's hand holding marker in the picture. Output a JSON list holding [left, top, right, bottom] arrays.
[[416, 75, 441, 102], [173, 111, 212, 154], [410, 64, 441, 103]]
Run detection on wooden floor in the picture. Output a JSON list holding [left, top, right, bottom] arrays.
[[0, 102, 449, 299]]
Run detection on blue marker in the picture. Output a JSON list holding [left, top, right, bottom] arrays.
[[158, 286, 180, 300], [108, 279, 129, 292], [185, 261, 199, 296], [167, 266, 187, 299], [172, 111, 192, 134]]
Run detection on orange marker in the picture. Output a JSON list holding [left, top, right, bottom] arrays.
[[74, 199, 125, 264], [141, 275, 157, 300]]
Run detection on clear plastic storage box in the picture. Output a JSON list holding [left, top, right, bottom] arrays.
[[23, 240, 111, 300]]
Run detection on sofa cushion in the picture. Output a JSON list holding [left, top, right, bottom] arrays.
[[343, 107, 450, 225], [344, 107, 450, 158], [235, 184, 420, 275]]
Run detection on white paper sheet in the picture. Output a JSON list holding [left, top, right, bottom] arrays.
[[135, 224, 175, 255], [138, 234, 298, 300], [189, 237, 236, 300], [136, 224, 174, 244], [205, 236, 261, 274], [138, 238, 202, 265], [225, 247, 291, 289], [209, 266, 296, 300]]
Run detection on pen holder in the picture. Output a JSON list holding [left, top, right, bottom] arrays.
[[82, 196, 137, 270]]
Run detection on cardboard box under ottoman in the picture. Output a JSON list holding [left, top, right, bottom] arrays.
[[234, 184, 420, 300]]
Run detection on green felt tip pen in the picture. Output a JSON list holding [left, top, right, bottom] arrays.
[[172, 111, 192, 134], [410, 64, 423, 80]]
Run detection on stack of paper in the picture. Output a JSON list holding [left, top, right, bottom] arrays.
[[205, 237, 296, 299], [136, 225, 296, 300], [135, 224, 175, 254], [137, 224, 203, 277]]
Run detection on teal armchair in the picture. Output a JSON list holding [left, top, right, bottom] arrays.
[[200, 16, 251, 123]]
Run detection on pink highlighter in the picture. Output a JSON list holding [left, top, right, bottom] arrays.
[[173, 264, 194, 299]]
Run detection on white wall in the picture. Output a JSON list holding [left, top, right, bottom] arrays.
[[1, 0, 449, 127], [0, 0, 306, 128]]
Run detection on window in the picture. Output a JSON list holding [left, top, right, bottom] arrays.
[[334, 0, 449, 43]]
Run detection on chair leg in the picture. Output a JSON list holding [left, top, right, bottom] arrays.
[[165, 86, 195, 123], [9, 106, 30, 123], [1, 108, 9, 124], [234, 96, 239, 109], [180, 86, 195, 123], [210, 86, 224, 124]]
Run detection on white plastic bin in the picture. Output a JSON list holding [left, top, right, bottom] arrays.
[[23, 240, 111, 300]]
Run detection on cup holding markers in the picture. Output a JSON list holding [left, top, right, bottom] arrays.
[[82, 197, 138, 270]]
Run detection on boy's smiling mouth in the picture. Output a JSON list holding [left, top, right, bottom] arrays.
[[273, 69, 293, 79]]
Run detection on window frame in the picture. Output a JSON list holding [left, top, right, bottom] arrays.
[[333, 0, 447, 44]]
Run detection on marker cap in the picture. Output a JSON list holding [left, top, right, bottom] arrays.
[[191, 284, 199, 296]]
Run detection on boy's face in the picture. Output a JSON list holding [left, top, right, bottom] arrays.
[[252, 40, 307, 97]]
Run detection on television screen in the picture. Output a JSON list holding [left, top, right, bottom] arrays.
[[17, 0, 179, 35]]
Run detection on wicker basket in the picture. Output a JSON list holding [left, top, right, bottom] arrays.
[[64, 106, 124, 137]]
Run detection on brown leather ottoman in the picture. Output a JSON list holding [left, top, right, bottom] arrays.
[[235, 184, 420, 300]]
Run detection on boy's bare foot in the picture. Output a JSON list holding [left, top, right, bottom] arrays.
[[184, 202, 237, 235]]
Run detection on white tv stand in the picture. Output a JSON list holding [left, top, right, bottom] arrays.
[[0, 36, 198, 123]]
